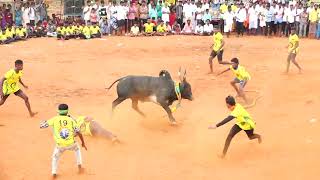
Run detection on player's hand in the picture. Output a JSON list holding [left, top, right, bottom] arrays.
[[24, 85, 29, 89], [82, 143, 88, 151], [208, 125, 217, 129]]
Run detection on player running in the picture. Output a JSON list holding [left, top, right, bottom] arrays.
[[208, 27, 231, 73], [208, 96, 262, 158], [286, 28, 302, 73], [40, 104, 87, 178], [218, 58, 250, 103], [0, 60, 37, 117]]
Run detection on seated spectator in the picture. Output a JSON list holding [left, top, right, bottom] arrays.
[[56, 24, 69, 40], [26, 23, 35, 38], [194, 23, 204, 35], [47, 20, 57, 37], [34, 21, 46, 37], [181, 19, 194, 35], [130, 22, 140, 37], [151, 17, 158, 32], [90, 23, 102, 38], [203, 20, 213, 35], [66, 24, 75, 39], [143, 19, 155, 36], [165, 22, 172, 34], [100, 18, 110, 35], [15, 25, 27, 40], [0, 28, 10, 44], [156, 20, 167, 36], [74, 23, 83, 38], [172, 22, 181, 35], [5, 26, 15, 40], [80, 24, 91, 39]]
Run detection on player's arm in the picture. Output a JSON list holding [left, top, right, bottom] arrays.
[[0, 77, 5, 97], [218, 39, 225, 52], [293, 41, 299, 51], [217, 67, 230, 76], [19, 78, 28, 89], [208, 115, 235, 129], [40, 120, 49, 128]]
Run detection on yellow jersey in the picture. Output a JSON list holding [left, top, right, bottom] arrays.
[[230, 65, 251, 81], [309, 9, 318, 22], [57, 27, 67, 35], [15, 28, 26, 37], [2, 69, 22, 95], [288, 34, 299, 54], [5, 29, 14, 38], [144, 23, 155, 33], [230, 103, 256, 130], [82, 26, 91, 36], [231, 5, 238, 13], [76, 116, 92, 136], [90, 26, 100, 34], [213, 32, 223, 52], [0, 31, 7, 41], [74, 26, 83, 34], [156, 25, 167, 33], [47, 115, 79, 147], [66, 26, 74, 34], [220, 4, 228, 13]]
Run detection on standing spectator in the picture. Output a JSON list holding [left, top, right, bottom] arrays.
[[15, 6, 23, 26], [283, 3, 289, 36], [169, 9, 176, 28], [195, 2, 203, 26], [90, 8, 98, 24], [274, 3, 284, 36], [248, 3, 258, 35], [100, 18, 110, 35], [183, 0, 194, 25], [149, 3, 157, 20], [202, 9, 212, 23], [128, 2, 137, 32], [139, 1, 148, 32], [39, 1, 48, 22], [161, 3, 170, 24], [5, 5, 13, 27], [83, 1, 92, 25], [295, 4, 303, 34], [259, 4, 266, 36], [98, 1, 108, 20], [175, 0, 183, 28], [265, 4, 274, 37], [223, 7, 234, 38], [235, 3, 246, 37], [317, 11, 320, 40], [156, 1, 163, 20], [286, 4, 296, 36], [116, 1, 128, 35], [21, 3, 30, 27], [29, 2, 36, 26], [308, 4, 318, 38], [299, 7, 308, 37]]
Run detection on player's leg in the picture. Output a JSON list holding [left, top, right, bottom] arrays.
[[90, 120, 118, 141], [73, 143, 83, 173], [14, 90, 36, 117], [208, 51, 217, 73], [239, 80, 248, 103], [286, 53, 292, 73], [290, 53, 302, 73], [217, 50, 230, 65], [230, 78, 240, 96], [52, 146, 62, 177], [221, 124, 242, 158], [0, 94, 9, 106], [244, 129, 262, 143]]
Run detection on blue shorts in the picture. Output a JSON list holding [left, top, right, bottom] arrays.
[[234, 78, 247, 89]]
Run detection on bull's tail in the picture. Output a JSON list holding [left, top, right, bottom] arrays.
[[106, 77, 124, 91]]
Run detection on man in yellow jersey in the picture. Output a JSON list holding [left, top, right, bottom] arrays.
[[208, 27, 231, 73], [15, 25, 27, 40], [143, 19, 155, 36], [286, 28, 302, 73], [74, 23, 83, 38], [208, 96, 262, 158], [0, 28, 9, 44], [0, 60, 37, 117], [5, 26, 15, 42], [56, 24, 68, 40], [156, 20, 167, 36], [90, 23, 102, 38], [69, 115, 118, 142], [40, 104, 87, 178], [66, 24, 75, 39], [81, 25, 91, 39], [218, 58, 250, 103]]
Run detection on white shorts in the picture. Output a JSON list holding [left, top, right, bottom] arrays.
[[249, 20, 258, 29], [224, 23, 232, 32], [260, 20, 266, 27]]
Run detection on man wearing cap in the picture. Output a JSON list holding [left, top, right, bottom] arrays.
[[40, 104, 87, 178]]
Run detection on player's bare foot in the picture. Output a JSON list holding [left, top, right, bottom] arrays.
[[30, 112, 38, 117], [258, 136, 262, 144], [111, 137, 120, 144], [170, 121, 178, 126], [218, 154, 225, 159], [78, 165, 85, 174], [52, 174, 57, 179]]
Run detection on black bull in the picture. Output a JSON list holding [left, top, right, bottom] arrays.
[[106, 70, 193, 123]]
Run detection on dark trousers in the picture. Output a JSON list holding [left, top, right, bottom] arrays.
[[266, 21, 273, 36], [236, 21, 244, 36], [223, 124, 261, 156], [140, 18, 147, 32]]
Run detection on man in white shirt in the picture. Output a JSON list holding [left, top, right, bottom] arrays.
[[287, 4, 295, 36], [223, 7, 234, 37], [195, 3, 203, 26], [116, 1, 128, 35], [183, 0, 194, 24], [274, 2, 284, 36], [29, 2, 36, 26], [248, 3, 258, 35], [83, 1, 92, 25], [295, 4, 303, 35], [194, 23, 204, 35], [130, 22, 140, 37], [235, 3, 246, 36], [203, 19, 213, 35]]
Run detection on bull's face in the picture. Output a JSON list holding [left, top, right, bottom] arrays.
[[181, 79, 193, 101]]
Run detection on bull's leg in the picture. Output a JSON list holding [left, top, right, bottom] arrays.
[[159, 101, 176, 125], [131, 99, 146, 117], [112, 97, 127, 112]]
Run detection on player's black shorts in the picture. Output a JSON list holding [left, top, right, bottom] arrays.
[[210, 50, 224, 61]]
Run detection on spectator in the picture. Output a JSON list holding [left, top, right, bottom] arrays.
[[5, 25, 15, 41], [90, 8, 98, 24], [175, 0, 183, 28], [83, 1, 92, 25], [139, 1, 148, 32], [34, 21, 46, 37], [295, 4, 303, 34], [26, 23, 35, 38], [81, 24, 91, 39], [39, 1, 48, 22], [248, 3, 258, 35], [149, 3, 157, 20], [156, 20, 167, 36], [202, 9, 211, 23], [286, 4, 296, 36], [259, 4, 266, 36], [181, 19, 193, 35], [317, 10, 320, 40], [143, 18, 155, 36], [172, 21, 181, 34], [195, 2, 203, 26], [90, 23, 102, 38], [29, 2, 36, 26], [100, 18, 110, 35], [169, 9, 176, 28], [116, 1, 128, 35], [15, 25, 27, 40], [130, 21, 140, 36], [299, 7, 308, 37], [46, 20, 57, 37], [128, 2, 137, 32], [194, 22, 204, 35], [308, 4, 318, 38], [183, 0, 194, 25], [223, 6, 234, 38], [161, 3, 170, 24], [5, 5, 13, 27], [109, 1, 118, 34], [203, 19, 213, 35], [165, 21, 172, 34], [236, 3, 246, 37], [0, 27, 10, 44], [156, 1, 163, 20], [265, 4, 274, 37], [275, 3, 284, 36], [98, 1, 108, 20]]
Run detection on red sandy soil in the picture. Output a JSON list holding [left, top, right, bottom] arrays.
[[0, 36, 319, 180]]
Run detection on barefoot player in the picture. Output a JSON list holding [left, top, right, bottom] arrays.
[[40, 104, 87, 178], [208, 96, 262, 158], [0, 60, 37, 117], [208, 27, 231, 73], [286, 28, 302, 73], [218, 58, 250, 103]]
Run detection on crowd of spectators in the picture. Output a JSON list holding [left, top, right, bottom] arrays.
[[1, 0, 320, 44]]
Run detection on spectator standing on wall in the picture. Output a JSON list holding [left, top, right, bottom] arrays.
[[299, 6, 308, 37], [83, 1, 92, 25]]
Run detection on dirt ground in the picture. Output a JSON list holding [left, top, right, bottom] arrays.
[[0, 35, 319, 180]]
